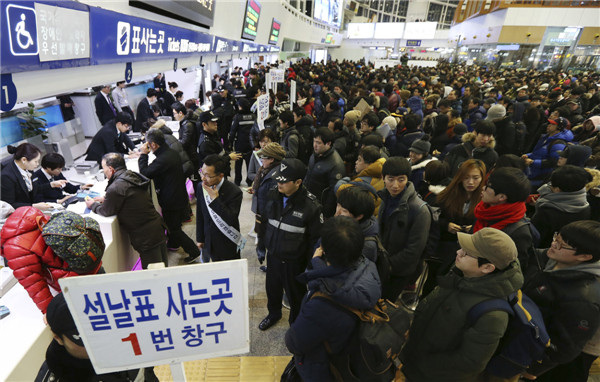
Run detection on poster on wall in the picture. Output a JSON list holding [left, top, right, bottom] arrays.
[[241, 0, 261, 41], [313, 0, 343, 27]]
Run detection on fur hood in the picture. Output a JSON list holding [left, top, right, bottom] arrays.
[[585, 168, 600, 191], [462, 131, 496, 149], [428, 184, 446, 195]]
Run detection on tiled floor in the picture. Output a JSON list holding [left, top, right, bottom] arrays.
[[159, 177, 600, 381]]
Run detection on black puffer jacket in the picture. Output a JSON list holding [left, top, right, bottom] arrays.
[[158, 125, 194, 178], [524, 252, 600, 376], [90, 169, 166, 252], [304, 148, 345, 218], [178, 118, 199, 171], [264, 186, 322, 262]]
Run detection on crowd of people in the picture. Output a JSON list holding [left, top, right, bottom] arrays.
[[2, 58, 600, 381]]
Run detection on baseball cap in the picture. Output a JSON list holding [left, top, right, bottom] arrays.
[[457, 228, 517, 270], [271, 158, 306, 183], [199, 111, 219, 124], [548, 117, 569, 130], [46, 293, 84, 346]]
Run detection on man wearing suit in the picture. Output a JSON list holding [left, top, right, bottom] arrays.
[[33, 153, 92, 203], [135, 88, 158, 132], [139, 129, 201, 263], [86, 112, 135, 163], [196, 154, 243, 263], [94, 85, 117, 125]]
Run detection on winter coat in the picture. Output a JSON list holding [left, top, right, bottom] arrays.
[[532, 184, 591, 248], [1, 207, 85, 313], [285, 256, 381, 381], [252, 164, 279, 215], [465, 106, 486, 130], [178, 118, 200, 172], [445, 132, 498, 176], [523, 252, 600, 376], [138, 145, 188, 211], [305, 148, 346, 218], [409, 156, 437, 192], [360, 217, 379, 262], [229, 112, 256, 153], [335, 158, 385, 216], [493, 116, 517, 156], [281, 126, 301, 159], [89, 169, 166, 252], [378, 182, 431, 282], [394, 129, 425, 158], [158, 125, 194, 178], [401, 262, 524, 382], [525, 129, 574, 184]]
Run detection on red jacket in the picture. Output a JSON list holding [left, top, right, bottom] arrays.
[[1, 207, 80, 313]]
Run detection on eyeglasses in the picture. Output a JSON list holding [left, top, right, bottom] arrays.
[[198, 170, 219, 180], [552, 233, 576, 251]]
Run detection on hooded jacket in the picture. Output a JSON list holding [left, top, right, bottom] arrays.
[[445, 132, 498, 176], [492, 116, 517, 156], [89, 169, 166, 252], [335, 157, 385, 216], [573, 116, 600, 143], [401, 262, 524, 382], [1, 207, 84, 313], [305, 148, 346, 217], [526, 129, 574, 183], [409, 156, 437, 192], [523, 251, 600, 376], [285, 256, 381, 381]]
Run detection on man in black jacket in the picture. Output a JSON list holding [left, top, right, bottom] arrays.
[[94, 85, 117, 125], [196, 154, 243, 263], [259, 159, 323, 331], [279, 110, 301, 160], [134, 88, 158, 132], [86, 112, 135, 164], [86, 153, 168, 268], [139, 129, 200, 263], [198, 111, 241, 169], [34, 153, 92, 204], [304, 127, 345, 218]]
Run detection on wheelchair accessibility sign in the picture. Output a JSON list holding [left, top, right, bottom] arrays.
[[6, 4, 38, 56]]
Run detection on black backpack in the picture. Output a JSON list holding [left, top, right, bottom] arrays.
[[365, 236, 391, 292], [312, 292, 412, 382], [513, 121, 527, 155], [291, 131, 310, 165], [410, 198, 441, 262], [466, 290, 553, 379]]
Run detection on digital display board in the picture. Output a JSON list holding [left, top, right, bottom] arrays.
[[268, 18, 280, 45], [374, 22, 404, 39], [132, 0, 215, 28], [325, 33, 333, 44], [403, 22, 437, 40], [347, 23, 374, 39], [313, 0, 343, 27], [242, 0, 261, 41]]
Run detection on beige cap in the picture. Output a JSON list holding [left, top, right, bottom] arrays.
[[457, 228, 517, 270]]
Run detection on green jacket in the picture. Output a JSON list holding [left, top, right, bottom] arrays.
[[401, 261, 523, 382]]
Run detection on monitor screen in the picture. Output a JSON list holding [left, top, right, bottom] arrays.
[[242, 0, 261, 41], [268, 18, 281, 45], [313, 0, 343, 27], [132, 0, 215, 28]]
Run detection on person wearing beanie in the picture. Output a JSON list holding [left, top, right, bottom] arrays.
[[532, 165, 592, 247], [401, 228, 523, 381], [445, 120, 498, 176], [252, 142, 286, 267], [35, 292, 141, 381], [523, 116, 574, 190], [408, 138, 436, 192], [557, 144, 593, 168]]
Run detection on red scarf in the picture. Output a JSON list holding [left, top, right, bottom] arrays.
[[473, 201, 527, 232]]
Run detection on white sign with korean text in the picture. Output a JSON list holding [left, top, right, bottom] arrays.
[[270, 69, 285, 83], [59, 260, 249, 374], [290, 80, 296, 105], [35, 3, 90, 62], [256, 94, 269, 130]]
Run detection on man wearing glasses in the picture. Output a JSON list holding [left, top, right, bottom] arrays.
[[196, 154, 243, 263], [520, 221, 600, 381]]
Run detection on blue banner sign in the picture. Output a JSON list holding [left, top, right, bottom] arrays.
[[213, 37, 244, 53], [89, 7, 214, 65], [1, 1, 91, 74], [406, 40, 421, 47]]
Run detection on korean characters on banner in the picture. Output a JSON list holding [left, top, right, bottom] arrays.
[[59, 260, 249, 374], [256, 94, 270, 130], [290, 80, 296, 105]]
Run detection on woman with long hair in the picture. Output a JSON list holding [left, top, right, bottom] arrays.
[[422, 159, 486, 296]]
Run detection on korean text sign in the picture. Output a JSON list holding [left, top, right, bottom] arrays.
[[59, 260, 249, 374]]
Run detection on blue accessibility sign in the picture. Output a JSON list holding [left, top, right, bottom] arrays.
[[6, 3, 38, 56]]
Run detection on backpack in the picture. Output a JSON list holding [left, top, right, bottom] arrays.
[[410, 198, 441, 262], [503, 217, 541, 270], [312, 292, 411, 382], [466, 290, 553, 379], [546, 138, 567, 157], [365, 236, 391, 291], [290, 131, 310, 165], [513, 121, 527, 155], [42, 211, 105, 273]]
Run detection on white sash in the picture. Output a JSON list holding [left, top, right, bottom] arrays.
[[202, 186, 246, 251]]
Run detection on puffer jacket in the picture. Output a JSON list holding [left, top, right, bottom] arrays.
[[336, 157, 385, 216], [0, 207, 80, 313], [305, 148, 346, 218], [524, 252, 600, 376], [525, 129, 574, 184], [178, 118, 200, 171], [159, 125, 194, 178], [409, 156, 437, 193], [401, 262, 524, 382], [445, 132, 498, 176], [285, 256, 381, 381]]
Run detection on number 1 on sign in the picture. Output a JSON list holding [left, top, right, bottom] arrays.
[[121, 333, 142, 355], [2, 86, 8, 103]]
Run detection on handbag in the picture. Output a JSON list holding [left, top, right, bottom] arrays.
[[280, 357, 302, 382]]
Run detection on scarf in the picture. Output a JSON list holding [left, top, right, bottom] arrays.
[[252, 162, 278, 194], [535, 184, 589, 214], [473, 201, 527, 232]]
